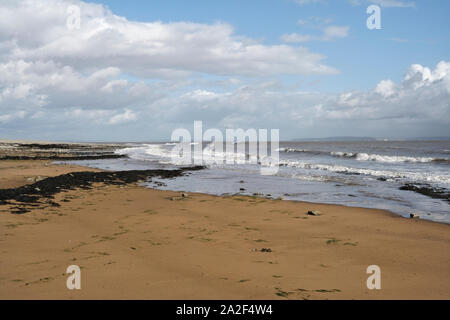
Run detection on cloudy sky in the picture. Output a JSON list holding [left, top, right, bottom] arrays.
[[0, 0, 449, 141]]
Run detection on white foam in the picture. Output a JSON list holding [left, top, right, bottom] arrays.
[[355, 153, 435, 163], [331, 151, 443, 163], [115, 144, 171, 161], [279, 159, 450, 185], [116, 143, 270, 166], [115, 144, 450, 185]]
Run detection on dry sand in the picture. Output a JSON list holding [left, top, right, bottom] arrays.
[[0, 160, 449, 300]]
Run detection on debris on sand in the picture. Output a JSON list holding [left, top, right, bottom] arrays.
[[252, 248, 272, 253]]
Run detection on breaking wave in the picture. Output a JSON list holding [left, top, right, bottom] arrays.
[[115, 143, 270, 165], [279, 159, 450, 185], [278, 147, 450, 163], [332, 152, 449, 164]]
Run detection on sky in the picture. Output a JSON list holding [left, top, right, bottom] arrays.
[[0, 0, 449, 141]]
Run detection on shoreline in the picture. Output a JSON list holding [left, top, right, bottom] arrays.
[[0, 159, 449, 299], [0, 158, 439, 225], [2, 140, 449, 222]]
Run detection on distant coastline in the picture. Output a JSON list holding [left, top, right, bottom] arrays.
[[292, 136, 450, 142]]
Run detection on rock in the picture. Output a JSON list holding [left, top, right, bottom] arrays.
[[239, 188, 246, 191], [239, 180, 245, 184], [181, 192, 188, 198], [410, 213, 420, 219], [34, 187, 41, 192], [253, 248, 272, 253], [26, 176, 45, 183], [276, 197, 283, 200], [307, 210, 321, 216]]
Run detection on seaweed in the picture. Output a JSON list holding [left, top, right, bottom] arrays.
[[0, 166, 205, 213]]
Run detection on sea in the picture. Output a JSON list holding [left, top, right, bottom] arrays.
[[67, 140, 450, 223]]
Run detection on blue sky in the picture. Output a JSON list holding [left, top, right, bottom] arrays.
[[0, 0, 449, 141]]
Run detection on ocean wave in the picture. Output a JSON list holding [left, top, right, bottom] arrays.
[[279, 160, 450, 185], [276, 148, 328, 155], [115, 143, 271, 165], [330, 151, 357, 158], [331, 151, 449, 164], [279, 148, 449, 163], [277, 147, 308, 153], [355, 153, 436, 163], [115, 144, 171, 160]]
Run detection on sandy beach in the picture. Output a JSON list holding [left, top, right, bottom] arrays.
[[0, 157, 449, 300], [1, 0, 449, 305]]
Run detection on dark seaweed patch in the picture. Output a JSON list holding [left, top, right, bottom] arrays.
[[399, 183, 450, 203], [0, 154, 126, 161], [0, 166, 205, 213]]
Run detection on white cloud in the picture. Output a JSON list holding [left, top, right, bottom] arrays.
[[370, 0, 415, 8], [0, 0, 447, 140], [2, 60, 449, 139], [281, 33, 314, 43], [294, 0, 327, 5], [375, 79, 396, 97], [0, 111, 26, 123], [349, 0, 415, 8], [0, 0, 336, 77], [108, 109, 137, 125], [281, 25, 349, 43], [403, 61, 450, 89], [148, 61, 450, 138], [323, 26, 349, 39], [282, 16, 349, 43]]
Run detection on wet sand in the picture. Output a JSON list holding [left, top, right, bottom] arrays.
[[0, 160, 449, 300]]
